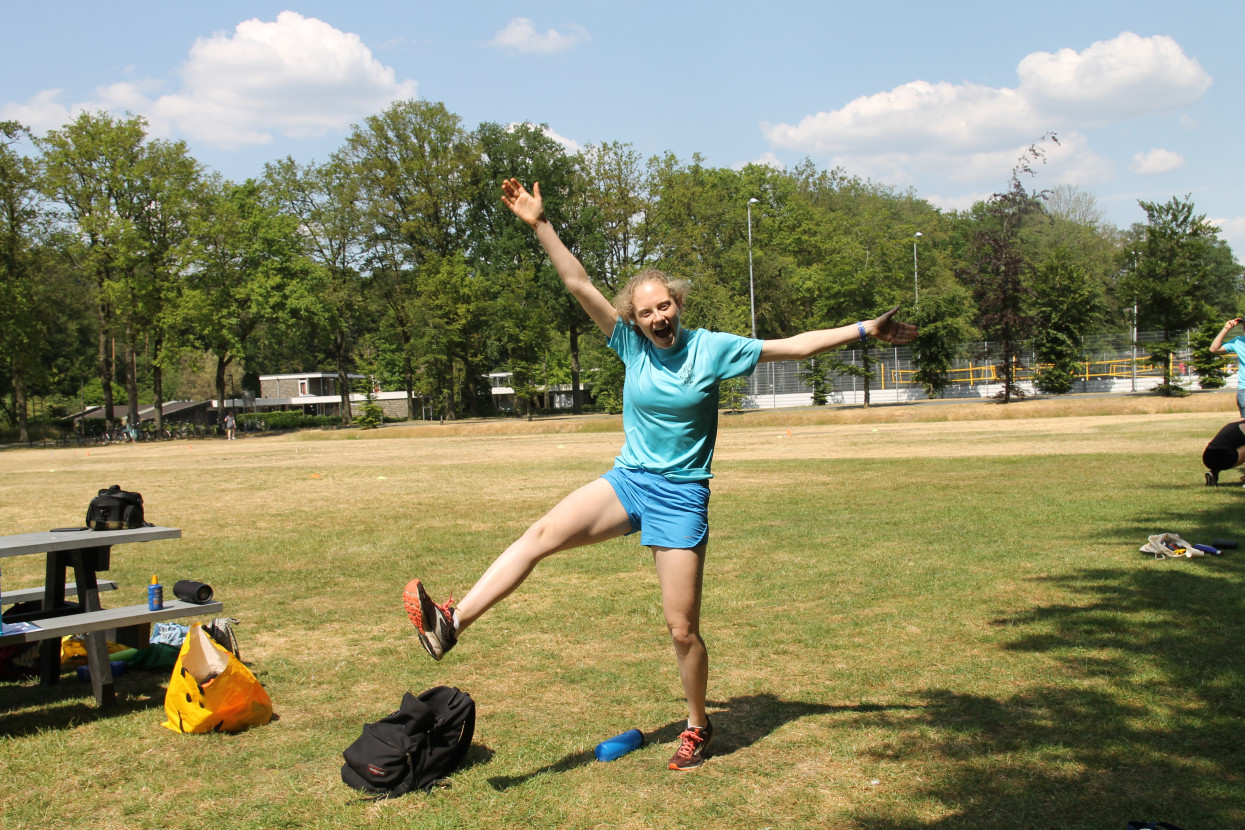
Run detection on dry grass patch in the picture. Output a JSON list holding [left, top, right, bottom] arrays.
[[0, 395, 1242, 829]]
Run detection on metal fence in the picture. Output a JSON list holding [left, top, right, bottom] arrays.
[[743, 330, 1209, 408]]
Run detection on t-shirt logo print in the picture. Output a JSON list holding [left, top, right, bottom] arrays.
[[678, 359, 694, 386]]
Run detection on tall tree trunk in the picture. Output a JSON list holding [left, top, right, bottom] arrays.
[[569, 322, 582, 414], [215, 353, 230, 426], [862, 349, 872, 408], [400, 330, 417, 420], [335, 331, 353, 425], [98, 304, 115, 424], [124, 321, 140, 427], [152, 367, 164, 432], [444, 362, 457, 421], [13, 368, 29, 444], [152, 333, 164, 432], [462, 356, 479, 418]]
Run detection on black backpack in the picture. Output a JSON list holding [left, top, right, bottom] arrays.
[[341, 686, 475, 798], [86, 485, 147, 530]]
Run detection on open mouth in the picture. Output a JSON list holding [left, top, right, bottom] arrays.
[[651, 321, 676, 346]]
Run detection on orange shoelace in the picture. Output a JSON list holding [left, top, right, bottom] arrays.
[[674, 728, 706, 758]]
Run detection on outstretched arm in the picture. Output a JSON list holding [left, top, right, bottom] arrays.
[[758, 308, 917, 363], [501, 178, 616, 338], [1210, 318, 1241, 355]]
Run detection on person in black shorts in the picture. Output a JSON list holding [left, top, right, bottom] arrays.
[[1202, 419, 1245, 486]]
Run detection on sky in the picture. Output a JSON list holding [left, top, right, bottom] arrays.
[[4, 1, 1243, 255]]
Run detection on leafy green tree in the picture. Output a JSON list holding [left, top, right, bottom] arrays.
[[39, 112, 198, 431], [644, 154, 751, 334], [1190, 318, 1230, 389], [1035, 185, 1127, 331], [41, 111, 149, 424], [0, 121, 58, 441], [341, 100, 481, 417], [580, 140, 653, 290], [1121, 195, 1224, 394], [264, 156, 370, 423], [961, 138, 1054, 402], [720, 376, 748, 412], [472, 121, 595, 413], [1030, 249, 1102, 394], [182, 176, 311, 421], [591, 348, 625, 414], [910, 283, 977, 398], [798, 355, 833, 406], [129, 137, 200, 431], [354, 385, 385, 429]]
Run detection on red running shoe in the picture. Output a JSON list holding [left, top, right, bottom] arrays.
[[668, 719, 713, 771], [403, 579, 457, 660]]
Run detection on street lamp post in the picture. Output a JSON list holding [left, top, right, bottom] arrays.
[[1131, 251, 1139, 391], [913, 231, 923, 306], [747, 198, 759, 338]]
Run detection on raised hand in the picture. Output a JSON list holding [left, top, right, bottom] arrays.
[[501, 178, 544, 228], [873, 307, 917, 345]]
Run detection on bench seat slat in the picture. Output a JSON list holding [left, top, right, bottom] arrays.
[[0, 599, 223, 645], [2, 581, 120, 606]]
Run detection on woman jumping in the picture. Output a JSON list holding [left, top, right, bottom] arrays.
[[405, 177, 917, 771]]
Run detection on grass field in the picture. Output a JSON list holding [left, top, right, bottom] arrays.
[[1, 392, 1243, 830]]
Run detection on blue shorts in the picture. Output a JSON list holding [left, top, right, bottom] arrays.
[[602, 467, 710, 549]]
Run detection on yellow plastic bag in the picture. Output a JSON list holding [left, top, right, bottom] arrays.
[[61, 636, 130, 667], [162, 624, 273, 733]]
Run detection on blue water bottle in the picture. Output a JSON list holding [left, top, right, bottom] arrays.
[[594, 728, 644, 761], [77, 661, 129, 681], [148, 575, 163, 611]]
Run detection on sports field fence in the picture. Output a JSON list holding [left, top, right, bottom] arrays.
[[744, 330, 1218, 408]]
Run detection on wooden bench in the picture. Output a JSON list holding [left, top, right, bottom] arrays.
[[0, 525, 215, 706], [2, 580, 119, 607], [0, 597, 223, 646]]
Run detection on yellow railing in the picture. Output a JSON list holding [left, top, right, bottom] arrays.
[[888, 356, 1167, 387]]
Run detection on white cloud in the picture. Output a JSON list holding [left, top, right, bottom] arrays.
[[1129, 148, 1186, 174], [763, 80, 1034, 156], [2, 11, 417, 149], [762, 31, 1209, 196], [749, 152, 785, 171], [1018, 32, 1210, 121], [820, 132, 1112, 199], [1210, 216, 1245, 256], [507, 121, 583, 154], [490, 18, 589, 54], [924, 191, 993, 214], [0, 89, 76, 132]]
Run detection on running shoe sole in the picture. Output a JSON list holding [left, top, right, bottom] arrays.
[[403, 578, 454, 660]]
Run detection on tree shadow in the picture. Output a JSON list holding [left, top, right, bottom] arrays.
[[0, 670, 170, 736], [487, 694, 915, 791], [846, 498, 1245, 829]]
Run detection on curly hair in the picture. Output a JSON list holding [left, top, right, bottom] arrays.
[[612, 269, 691, 322]]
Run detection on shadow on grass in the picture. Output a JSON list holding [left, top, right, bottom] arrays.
[[848, 498, 1245, 830], [487, 694, 915, 791], [0, 670, 169, 736]]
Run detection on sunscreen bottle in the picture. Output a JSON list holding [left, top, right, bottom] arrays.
[[148, 574, 163, 611]]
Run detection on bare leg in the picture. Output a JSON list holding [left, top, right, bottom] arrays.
[[653, 543, 708, 727], [453, 477, 631, 631]]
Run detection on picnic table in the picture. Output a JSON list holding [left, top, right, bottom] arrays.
[[0, 526, 222, 705]]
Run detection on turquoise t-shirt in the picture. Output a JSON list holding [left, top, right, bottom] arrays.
[[607, 321, 763, 482], [1223, 337, 1245, 388]]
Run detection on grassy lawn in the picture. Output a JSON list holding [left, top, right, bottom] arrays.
[[1, 392, 1242, 829]]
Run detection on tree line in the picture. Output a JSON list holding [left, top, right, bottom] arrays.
[[2, 103, 1241, 441]]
